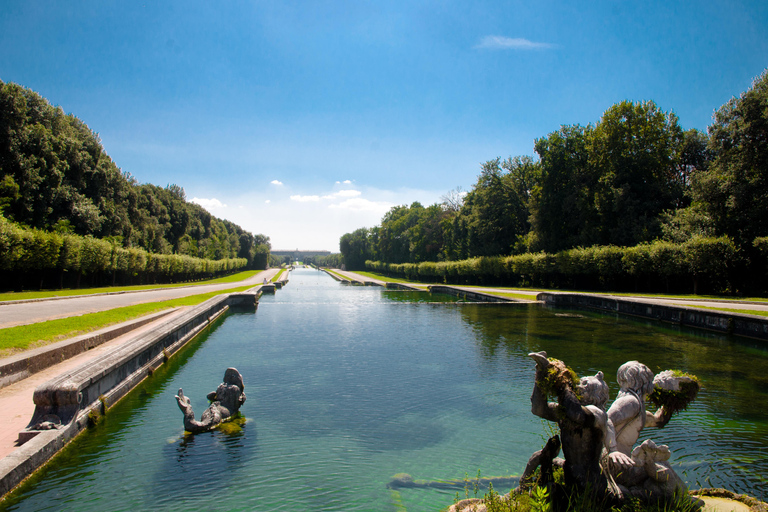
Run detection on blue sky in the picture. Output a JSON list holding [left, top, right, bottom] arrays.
[[1, 1, 766, 251]]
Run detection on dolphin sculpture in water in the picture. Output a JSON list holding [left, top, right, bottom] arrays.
[[175, 367, 246, 433]]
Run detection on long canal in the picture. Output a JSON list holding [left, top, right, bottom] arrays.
[[1, 267, 766, 510]]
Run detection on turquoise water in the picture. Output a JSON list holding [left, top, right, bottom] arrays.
[[2, 267, 767, 510]]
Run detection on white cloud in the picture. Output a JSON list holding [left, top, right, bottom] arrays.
[[328, 197, 392, 213], [195, 185, 443, 252], [190, 197, 227, 209], [474, 36, 554, 50], [290, 194, 321, 202], [271, 180, 284, 185], [335, 179, 353, 184], [321, 189, 362, 199]]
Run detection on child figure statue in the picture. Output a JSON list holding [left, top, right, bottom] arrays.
[[606, 361, 701, 508]]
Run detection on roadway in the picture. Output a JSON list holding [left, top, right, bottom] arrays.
[[0, 268, 280, 329]]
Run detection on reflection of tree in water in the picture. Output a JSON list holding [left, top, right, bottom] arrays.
[[148, 422, 256, 506], [458, 304, 540, 360]]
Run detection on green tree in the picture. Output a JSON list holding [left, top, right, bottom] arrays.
[[589, 100, 683, 246], [339, 228, 370, 269], [455, 158, 532, 257], [530, 125, 596, 253], [694, 69, 768, 247]]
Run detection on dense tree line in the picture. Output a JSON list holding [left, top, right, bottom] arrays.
[[340, 69, 768, 294], [0, 80, 271, 288]]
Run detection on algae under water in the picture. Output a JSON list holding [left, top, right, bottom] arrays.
[[2, 267, 766, 511]]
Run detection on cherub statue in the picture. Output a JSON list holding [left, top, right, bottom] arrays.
[[607, 361, 672, 456], [175, 367, 246, 434], [606, 361, 701, 508]]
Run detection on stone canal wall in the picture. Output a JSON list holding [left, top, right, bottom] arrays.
[[0, 309, 177, 390], [538, 292, 768, 341], [0, 289, 260, 496], [428, 285, 525, 303]]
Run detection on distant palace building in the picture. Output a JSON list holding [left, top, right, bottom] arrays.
[[271, 249, 332, 260]]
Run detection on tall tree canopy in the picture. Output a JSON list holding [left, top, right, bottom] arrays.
[[589, 100, 683, 246], [451, 157, 537, 258], [530, 125, 595, 253], [692, 69, 768, 247], [531, 101, 684, 251]]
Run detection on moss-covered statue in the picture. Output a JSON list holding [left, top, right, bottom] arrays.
[[526, 351, 631, 507], [175, 367, 246, 434], [523, 355, 701, 509]]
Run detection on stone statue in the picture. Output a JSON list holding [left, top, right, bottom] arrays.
[[606, 361, 701, 507], [449, 356, 704, 512], [607, 361, 672, 456], [175, 367, 246, 434], [527, 351, 630, 503]]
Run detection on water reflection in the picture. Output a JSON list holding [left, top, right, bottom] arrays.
[[150, 425, 254, 507]]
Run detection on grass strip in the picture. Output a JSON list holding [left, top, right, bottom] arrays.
[[323, 268, 350, 281], [352, 270, 433, 285], [692, 306, 768, 317], [271, 269, 285, 282], [483, 291, 541, 301], [346, 271, 768, 303], [0, 271, 261, 302], [0, 284, 255, 354]]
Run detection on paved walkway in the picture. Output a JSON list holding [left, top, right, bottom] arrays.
[[0, 269, 279, 329], [0, 308, 192, 459]]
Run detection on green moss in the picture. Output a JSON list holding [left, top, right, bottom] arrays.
[[214, 413, 246, 435], [537, 358, 579, 399], [649, 372, 700, 413]]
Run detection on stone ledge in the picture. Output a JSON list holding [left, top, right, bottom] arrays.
[[538, 292, 768, 341], [429, 285, 533, 303], [0, 308, 178, 390]]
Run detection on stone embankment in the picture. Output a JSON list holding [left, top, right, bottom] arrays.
[[539, 292, 768, 341], [428, 285, 537, 303], [0, 288, 261, 497], [274, 267, 291, 289]]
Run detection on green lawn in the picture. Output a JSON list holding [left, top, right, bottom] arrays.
[[271, 269, 285, 282], [694, 306, 768, 317], [0, 284, 255, 355], [483, 291, 542, 301], [0, 270, 261, 302], [351, 270, 431, 285]]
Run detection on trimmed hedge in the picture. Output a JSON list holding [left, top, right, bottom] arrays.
[[366, 236, 739, 294], [0, 215, 247, 289]]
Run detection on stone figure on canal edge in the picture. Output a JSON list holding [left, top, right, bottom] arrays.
[[175, 367, 246, 434], [606, 361, 701, 506], [525, 351, 632, 507], [521, 354, 701, 509]]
